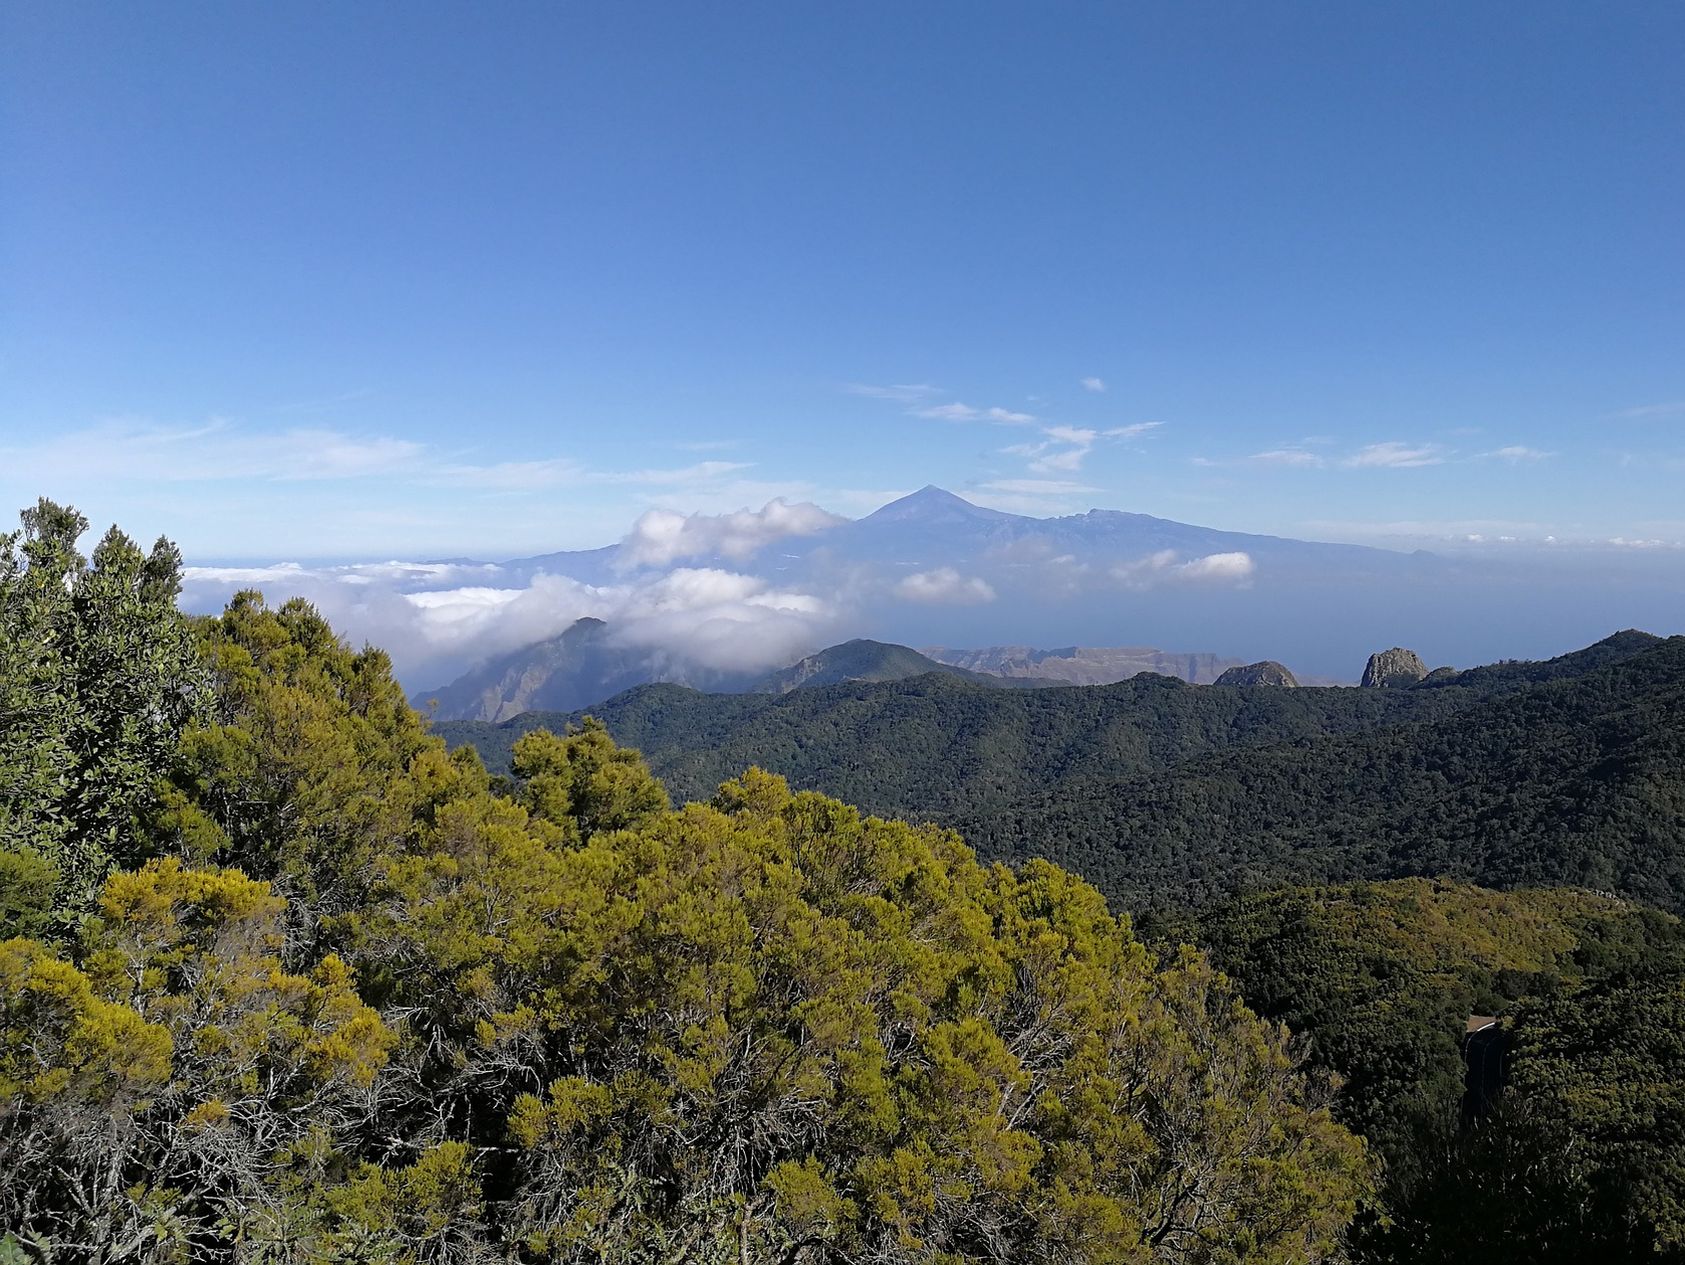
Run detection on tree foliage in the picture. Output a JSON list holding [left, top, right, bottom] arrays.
[[7, 501, 1682, 1262], [1, 859, 391, 1258], [0, 499, 205, 924], [0, 503, 1378, 1262], [151, 590, 439, 917], [1388, 950, 1685, 1263], [1176, 878, 1685, 1257], [348, 767, 1372, 1262]]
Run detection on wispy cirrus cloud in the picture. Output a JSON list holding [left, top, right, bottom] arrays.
[[0, 418, 760, 496], [432, 457, 760, 493], [1003, 421, 1162, 474], [912, 401, 1040, 424], [1342, 441, 1447, 469], [846, 377, 1159, 477], [1482, 445, 1556, 463], [1193, 445, 1325, 469], [1196, 439, 1453, 471], [1250, 448, 1325, 468], [0, 418, 429, 483]]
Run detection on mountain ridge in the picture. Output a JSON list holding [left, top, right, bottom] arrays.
[[425, 625, 1238, 721], [433, 630, 1685, 913], [749, 638, 1061, 693], [926, 643, 1256, 686]]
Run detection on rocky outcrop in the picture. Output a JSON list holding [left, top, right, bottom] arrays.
[[1422, 666, 1460, 683], [1213, 661, 1300, 687], [1361, 647, 1429, 688]]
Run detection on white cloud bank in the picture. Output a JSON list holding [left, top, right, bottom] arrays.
[[180, 558, 841, 689], [0, 418, 771, 503], [0, 419, 431, 484], [618, 499, 846, 569], [175, 495, 859, 688]]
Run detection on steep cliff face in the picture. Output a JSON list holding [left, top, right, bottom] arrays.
[[1213, 661, 1300, 687], [1362, 647, 1428, 688]]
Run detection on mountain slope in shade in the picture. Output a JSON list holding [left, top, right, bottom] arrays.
[[418, 618, 685, 722], [425, 629, 1065, 722], [752, 639, 1061, 693], [926, 644, 1252, 686]]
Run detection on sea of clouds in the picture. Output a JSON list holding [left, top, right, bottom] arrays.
[[179, 497, 1272, 690], [179, 501, 855, 689]]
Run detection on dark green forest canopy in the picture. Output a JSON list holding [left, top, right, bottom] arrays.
[[1182, 880, 1681, 1184], [436, 669, 1461, 800], [1184, 878, 1685, 1262], [437, 630, 1685, 913]]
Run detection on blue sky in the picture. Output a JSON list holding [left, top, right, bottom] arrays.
[[3, 1, 1682, 559]]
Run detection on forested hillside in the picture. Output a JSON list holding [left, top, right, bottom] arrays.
[[748, 638, 1055, 692], [1178, 878, 1685, 1262], [437, 671, 1463, 813], [7, 501, 1685, 1261], [437, 630, 1685, 912], [974, 631, 1685, 910], [1, 501, 1373, 1262]]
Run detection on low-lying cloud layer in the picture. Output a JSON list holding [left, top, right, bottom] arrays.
[[177, 495, 1275, 691], [180, 560, 841, 690], [895, 568, 997, 604], [180, 501, 858, 688], [618, 499, 845, 569], [1113, 549, 1257, 587]]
